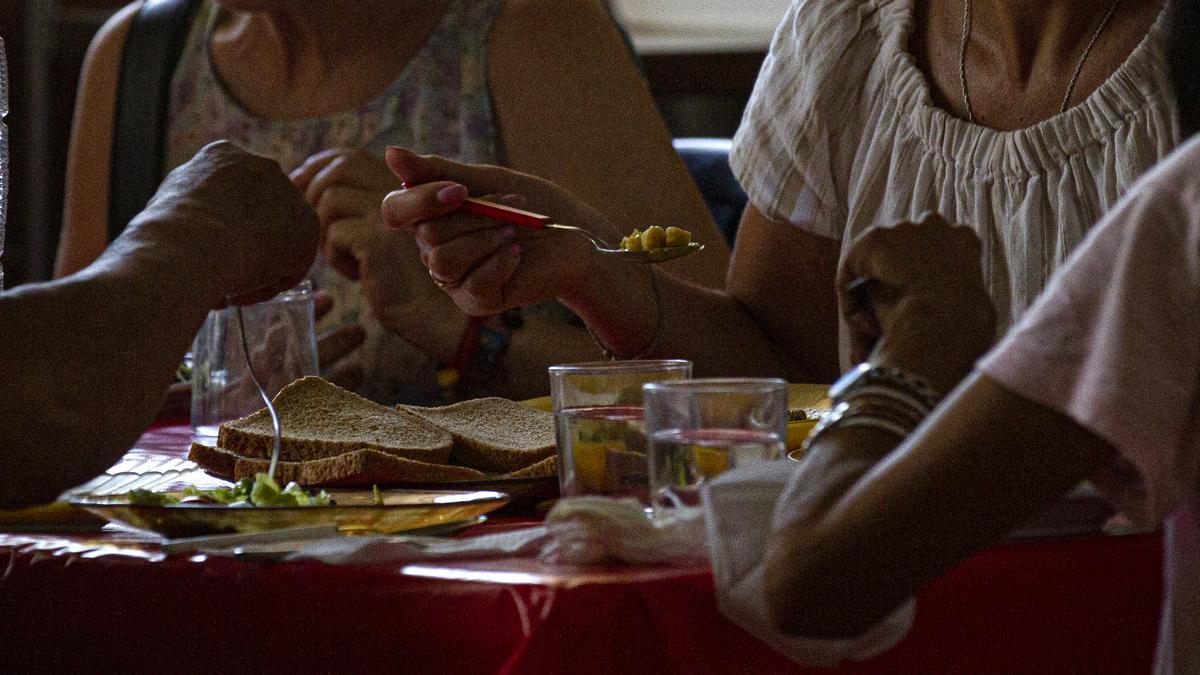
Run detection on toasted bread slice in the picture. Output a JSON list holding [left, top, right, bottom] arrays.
[[504, 454, 557, 479], [402, 397, 556, 473], [219, 376, 453, 464], [188, 443, 485, 486]]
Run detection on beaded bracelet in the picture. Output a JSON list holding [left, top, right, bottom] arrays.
[[436, 309, 523, 403]]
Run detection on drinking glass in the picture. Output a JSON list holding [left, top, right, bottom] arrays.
[[1, 37, 9, 289], [191, 280, 318, 440], [549, 360, 692, 502], [644, 378, 788, 515]]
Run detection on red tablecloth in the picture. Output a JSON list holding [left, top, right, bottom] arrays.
[[0, 425, 1165, 674]]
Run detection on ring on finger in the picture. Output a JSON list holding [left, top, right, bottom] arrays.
[[428, 267, 461, 289]]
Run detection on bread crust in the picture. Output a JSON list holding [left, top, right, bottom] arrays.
[[402, 398, 556, 473], [189, 443, 485, 485], [219, 377, 453, 463]]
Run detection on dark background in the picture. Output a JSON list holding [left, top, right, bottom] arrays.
[[0, 1, 763, 287]]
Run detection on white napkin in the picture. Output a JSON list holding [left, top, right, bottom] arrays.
[[287, 526, 548, 565], [284, 497, 708, 566], [540, 497, 708, 565], [703, 460, 915, 667]]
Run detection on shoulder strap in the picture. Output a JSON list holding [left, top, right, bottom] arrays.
[[107, 0, 204, 242]]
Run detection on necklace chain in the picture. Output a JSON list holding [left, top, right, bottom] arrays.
[[958, 0, 1124, 124]]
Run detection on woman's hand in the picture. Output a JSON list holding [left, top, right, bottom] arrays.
[[837, 212, 995, 393], [291, 148, 471, 362], [290, 148, 403, 280], [380, 147, 621, 316]]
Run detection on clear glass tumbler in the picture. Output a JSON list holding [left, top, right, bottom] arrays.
[[191, 280, 318, 440], [549, 360, 692, 502], [644, 378, 788, 515], [1, 37, 9, 289]]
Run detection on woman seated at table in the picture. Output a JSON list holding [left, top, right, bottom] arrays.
[[761, 122, 1200, 672], [382, 0, 1178, 382], [55, 0, 726, 404]]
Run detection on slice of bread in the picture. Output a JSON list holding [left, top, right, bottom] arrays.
[[219, 376, 453, 464], [402, 397, 556, 474], [504, 454, 557, 479], [188, 443, 485, 486]]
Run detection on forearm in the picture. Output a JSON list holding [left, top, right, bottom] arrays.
[[499, 313, 601, 399], [0, 242, 214, 507], [561, 261, 800, 380], [763, 375, 1114, 638]]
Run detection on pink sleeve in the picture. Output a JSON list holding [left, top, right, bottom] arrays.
[[978, 140, 1200, 523]]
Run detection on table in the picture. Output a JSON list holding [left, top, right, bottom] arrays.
[[0, 424, 1165, 674]]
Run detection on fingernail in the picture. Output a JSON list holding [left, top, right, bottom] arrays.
[[500, 226, 516, 242], [501, 194, 526, 206], [437, 184, 467, 204], [400, 181, 410, 190]]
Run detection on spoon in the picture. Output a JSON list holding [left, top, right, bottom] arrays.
[[235, 305, 283, 481], [462, 198, 704, 264]]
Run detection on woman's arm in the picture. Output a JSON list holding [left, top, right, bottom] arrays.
[[383, 151, 845, 382], [764, 374, 1116, 637], [488, 0, 729, 289], [55, 2, 140, 278]]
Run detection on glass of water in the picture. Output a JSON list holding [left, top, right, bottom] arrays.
[[644, 378, 788, 515], [549, 359, 692, 502], [191, 280, 318, 440]]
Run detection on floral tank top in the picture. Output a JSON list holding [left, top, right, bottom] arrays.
[[164, 0, 502, 405]]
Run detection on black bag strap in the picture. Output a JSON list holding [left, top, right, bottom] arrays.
[[107, 0, 203, 242]]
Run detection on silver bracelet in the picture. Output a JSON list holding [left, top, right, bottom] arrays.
[[801, 393, 927, 453], [829, 363, 941, 411]]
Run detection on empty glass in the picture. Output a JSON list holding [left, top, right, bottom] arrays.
[[1, 37, 9, 289], [191, 280, 318, 440], [644, 378, 788, 516], [549, 360, 692, 502]]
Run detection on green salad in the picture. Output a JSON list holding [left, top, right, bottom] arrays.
[[127, 473, 333, 508]]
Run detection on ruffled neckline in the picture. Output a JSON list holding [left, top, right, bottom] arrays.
[[878, 0, 1173, 179]]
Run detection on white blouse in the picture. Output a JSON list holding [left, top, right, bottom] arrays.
[[730, 0, 1179, 332]]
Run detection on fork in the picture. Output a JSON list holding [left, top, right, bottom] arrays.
[[235, 305, 283, 480]]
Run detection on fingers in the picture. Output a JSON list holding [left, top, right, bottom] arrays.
[[380, 181, 468, 229], [314, 185, 380, 225], [385, 146, 521, 195], [450, 244, 523, 315], [423, 226, 517, 284], [304, 150, 396, 204], [317, 323, 367, 368], [323, 358, 364, 394], [289, 149, 344, 192], [314, 290, 333, 321]]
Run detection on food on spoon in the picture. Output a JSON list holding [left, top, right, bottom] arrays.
[[620, 225, 693, 252], [218, 376, 453, 463], [664, 226, 693, 247], [400, 397, 556, 473], [641, 225, 666, 250], [620, 229, 644, 251]]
